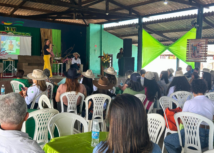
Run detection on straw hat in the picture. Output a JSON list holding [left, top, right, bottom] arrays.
[[93, 76, 114, 90], [174, 70, 184, 77], [145, 71, 155, 80], [27, 69, 47, 80], [104, 67, 117, 75], [82, 69, 95, 79], [202, 68, 210, 73], [168, 68, 174, 74], [73, 52, 80, 57]]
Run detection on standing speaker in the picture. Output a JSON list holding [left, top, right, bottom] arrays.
[[119, 57, 134, 76], [123, 39, 132, 57]]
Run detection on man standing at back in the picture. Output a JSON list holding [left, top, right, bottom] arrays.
[[0, 93, 44, 153], [184, 65, 193, 79]]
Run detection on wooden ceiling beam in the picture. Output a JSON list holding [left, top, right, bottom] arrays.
[[109, 0, 141, 16], [83, 0, 104, 7], [203, 17, 214, 28], [9, 1, 26, 15]]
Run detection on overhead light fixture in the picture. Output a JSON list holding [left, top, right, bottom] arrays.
[[106, 13, 109, 15], [164, 0, 168, 5]]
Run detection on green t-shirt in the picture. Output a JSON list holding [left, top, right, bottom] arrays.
[[12, 78, 31, 91], [123, 88, 145, 95]]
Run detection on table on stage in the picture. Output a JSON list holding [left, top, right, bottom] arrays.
[[43, 132, 108, 153]]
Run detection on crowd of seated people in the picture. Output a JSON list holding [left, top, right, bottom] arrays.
[[5, 64, 214, 153]]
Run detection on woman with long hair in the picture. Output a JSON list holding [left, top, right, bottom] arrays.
[[55, 68, 87, 112], [13, 69, 30, 91], [93, 94, 161, 153], [23, 69, 47, 109], [144, 72, 161, 112], [167, 70, 191, 97], [123, 73, 144, 95], [202, 68, 212, 91], [159, 71, 169, 96], [43, 39, 53, 77]]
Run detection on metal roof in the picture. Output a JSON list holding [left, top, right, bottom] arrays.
[[0, 0, 213, 25]]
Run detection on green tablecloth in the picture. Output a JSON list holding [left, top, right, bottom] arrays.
[[43, 132, 108, 153], [26, 109, 59, 139]]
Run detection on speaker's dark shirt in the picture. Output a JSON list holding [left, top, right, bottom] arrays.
[[44, 45, 50, 55]]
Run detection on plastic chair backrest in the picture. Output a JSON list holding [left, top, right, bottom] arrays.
[[135, 94, 146, 103], [159, 96, 180, 129], [10, 80, 25, 93], [60, 91, 85, 113], [174, 112, 214, 153], [204, 150, 214, 153], [205, 92, 214, 101], [147, 113, 166, 144], [22, 109, 59, 147], [30, 90, 48, 109], [170, 91, 193, 108], [38, 95, 52, 109], [85, 94, 111, 122], [48, 113, 88, 139], [46, 82, 53, 99]]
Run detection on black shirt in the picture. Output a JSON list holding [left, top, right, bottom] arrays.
[[117, 52, 123, 59], [44, 45, 50, 55]]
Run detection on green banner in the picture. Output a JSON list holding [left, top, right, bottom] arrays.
[[142, 28, 197, 69], [52, 29, 61, 57]]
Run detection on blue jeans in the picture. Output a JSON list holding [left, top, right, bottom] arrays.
[[164, 128, 209, 153]]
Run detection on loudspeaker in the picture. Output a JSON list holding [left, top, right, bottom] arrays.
[[119, 57, 134, 76], [123, 39, 132, 57]]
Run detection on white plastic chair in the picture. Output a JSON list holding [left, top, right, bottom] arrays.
[[85, 94, 111, 132], [147, 113, 165, 144], [135, 94, 146, 103], [22, 109, 59, 148], [60, 91, 85, 113], [174, 112, 214, 153], [48, 113, 88, 139], [30, 90, 48, 109], [170, 91, 193, 108], [144, 100, 154, 114], [159, 96, 180, 153], [204, 150, 214, 153], [46, 82, 54, 108], [10, 80, 25, 93], [38, 95, 52, 109], [205, 92, 214, 101]]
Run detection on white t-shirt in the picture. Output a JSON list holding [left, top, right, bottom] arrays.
[[0, 129, 44, 153], [182, 95, 214, 124], [72, 57, 81, 64]]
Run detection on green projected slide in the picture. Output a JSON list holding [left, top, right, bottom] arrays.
[[1, 36, 20, 55]]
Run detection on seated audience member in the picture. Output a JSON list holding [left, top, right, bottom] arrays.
[[43, 69, 54, 98], [143, 72, 161, 112], [140, 69, 146, 86], [164, 79, 214, 153], [189, 72, 199, 84], [93, 94, 161, 153], [159, 71, 169, 96], [153, 72, 159, 83], [210, 70, 214, 92], [0, 93, 44, 153], [202, 68, 212, 92], [83, 76, 115, 120], [123, 73, 145, 95], [23, 69, 47, 109], [104, 67, 117, 86], [184, 65, 193, 79], [71, 52, 81, 71], [168, 68, 174, 83], [13, 69, 30, 91], [167, 70, 191, 97], [119, 70, 133, 91], [55, 68, 86, 112], [194, 67, 199, 73], [81, 69, 95, 95]]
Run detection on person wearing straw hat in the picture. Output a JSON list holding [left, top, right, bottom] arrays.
[[167, 70, 191, 97], [81, 69, 96, 95], [71, 52, 81, 70], [104, 67, 117, 87], [55, 68, 86, 112], [168, 68, 174, 83], [22, 69, 47, 109], [202, 68, 212, 91], [82, 76, 115, 120]]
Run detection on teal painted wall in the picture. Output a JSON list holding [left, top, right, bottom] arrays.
[[87, 24, 138, 74]]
